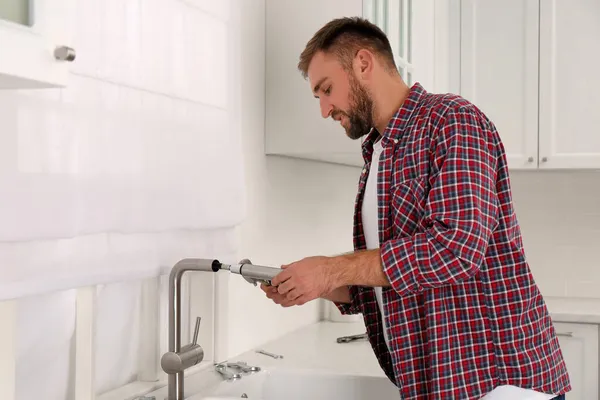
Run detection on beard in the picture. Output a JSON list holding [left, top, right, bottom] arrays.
[[332, 74, 375, 140]]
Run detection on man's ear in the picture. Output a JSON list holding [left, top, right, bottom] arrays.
[[354, 49, 375, 79]]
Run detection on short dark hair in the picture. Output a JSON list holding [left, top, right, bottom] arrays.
[[298, 17, 397, 79]]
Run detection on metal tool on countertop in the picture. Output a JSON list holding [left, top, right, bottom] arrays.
[[220, 259, 281, 287], [225, 361, 261, 373], [214, 363, 242, 381], [255, 349, 284, 359], [336, 332, 368, 343]]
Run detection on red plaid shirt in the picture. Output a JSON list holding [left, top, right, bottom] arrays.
[[336, 83, 570, 399]]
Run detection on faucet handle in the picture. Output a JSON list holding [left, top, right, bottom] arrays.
[[160, 315, 205, 375], [192, 316, 201, 345]]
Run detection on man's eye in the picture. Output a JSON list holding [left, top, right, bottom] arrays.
[[324, 86, 331, 95]]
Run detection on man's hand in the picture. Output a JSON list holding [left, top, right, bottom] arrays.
[[270, 256, 338, 306], [261, 281, 352, 307], [260, 283, 298, 307], [260, 250, 388, 307]]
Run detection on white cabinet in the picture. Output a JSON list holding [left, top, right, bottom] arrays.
[[0, 0, 76, 89], [265, 0, 364, 167], [265, 0, 436, 167], [459, 0, 600, 170], [460, 0, 539, 170], [538, 0, 600, 169], [553, 322, 599, 400]]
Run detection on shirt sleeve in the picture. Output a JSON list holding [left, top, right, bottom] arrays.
[[334, 285, 362, 315], [380, 106, 499, 297]]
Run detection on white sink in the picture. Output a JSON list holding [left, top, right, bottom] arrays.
[[192, 367, 399, 400]]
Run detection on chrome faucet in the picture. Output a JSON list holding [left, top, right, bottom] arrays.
[[160, 258, 280, 400]]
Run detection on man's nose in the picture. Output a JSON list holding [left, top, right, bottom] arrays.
[[320, 98, 333, 119]]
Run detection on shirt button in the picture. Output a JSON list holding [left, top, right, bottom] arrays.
[[393, 139, 399, 144]]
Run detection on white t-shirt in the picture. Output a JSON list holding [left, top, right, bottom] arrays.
[[360, 138, 555, 400], [361, 138, 391, 346]]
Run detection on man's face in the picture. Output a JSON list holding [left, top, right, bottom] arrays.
[[307, 51, 375, 140]]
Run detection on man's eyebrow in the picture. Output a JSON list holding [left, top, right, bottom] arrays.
[[312, 77, 328, 97]]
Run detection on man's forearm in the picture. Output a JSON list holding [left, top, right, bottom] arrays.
[[329, 249, 391, 288]]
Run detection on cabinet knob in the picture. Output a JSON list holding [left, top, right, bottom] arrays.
[[527, 157, 534, 163], [541, 157, 548, 163], [54, 46, 76, 62]]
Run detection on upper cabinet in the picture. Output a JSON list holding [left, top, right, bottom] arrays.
[[264, 0, 365, 167], [265, 0, 436, 167], [460, 0, 539, 170], [538, 0, 600, 169], [0, 0, 76, 89], [459, 0, 600, 170]]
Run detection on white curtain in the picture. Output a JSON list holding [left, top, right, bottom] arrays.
[[1, 0, 245, 397], [0, 0, 244, 298]]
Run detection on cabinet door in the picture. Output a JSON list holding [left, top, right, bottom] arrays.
[[0, 0, 75, 89], [460, 0, 539, 170], [538, 0, 600, 169], [553, 322, 599, 400], [265, 0, 364, 167]]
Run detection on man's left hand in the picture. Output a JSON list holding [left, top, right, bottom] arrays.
[[271, 256, 338, 306]]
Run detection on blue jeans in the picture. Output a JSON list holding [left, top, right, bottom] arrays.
[[552, 395, 565, 400]]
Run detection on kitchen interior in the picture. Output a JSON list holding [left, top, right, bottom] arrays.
[[0, 0, 599, 399]]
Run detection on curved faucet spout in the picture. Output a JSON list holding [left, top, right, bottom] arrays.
[[164, 258, 222, 400], [168, 259, 220, 352]]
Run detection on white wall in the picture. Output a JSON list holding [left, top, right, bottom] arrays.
[[510, 171, 600, 299], [218, 0, 362, 360]]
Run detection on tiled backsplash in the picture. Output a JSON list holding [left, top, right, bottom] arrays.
[[510, 171, 600, 298]]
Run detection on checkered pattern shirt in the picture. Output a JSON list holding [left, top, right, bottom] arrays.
[[336, 83, 570, 399]]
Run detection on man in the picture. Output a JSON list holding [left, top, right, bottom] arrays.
[[261, 17, 570, 400]]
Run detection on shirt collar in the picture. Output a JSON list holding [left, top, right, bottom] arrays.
[[361, 82, 426, 162]]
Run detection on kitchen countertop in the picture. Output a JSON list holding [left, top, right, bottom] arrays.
[[234, 320, 381, 376]]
